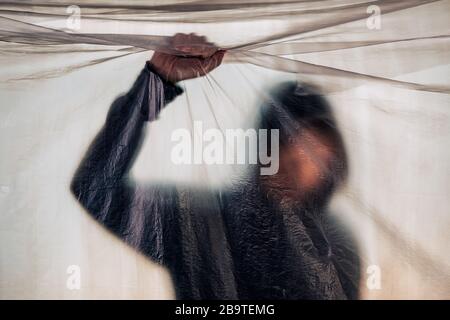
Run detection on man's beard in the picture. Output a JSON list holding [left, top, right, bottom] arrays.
[[259, 164, 339, 213]]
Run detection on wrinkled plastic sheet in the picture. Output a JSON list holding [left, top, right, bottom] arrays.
[[0, 0, 449, 299]]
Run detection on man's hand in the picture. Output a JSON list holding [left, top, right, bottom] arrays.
[[148, 33, 226, 83]]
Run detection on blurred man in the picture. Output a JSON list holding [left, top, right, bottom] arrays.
[[71, 33, 359, 299]]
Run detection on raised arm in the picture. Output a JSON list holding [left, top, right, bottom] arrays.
[[70, 63, 183, 255], [71, 33, 225, 263]]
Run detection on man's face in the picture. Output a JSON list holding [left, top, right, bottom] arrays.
[[261, 126, 340, 203]]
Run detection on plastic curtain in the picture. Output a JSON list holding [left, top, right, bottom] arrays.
[[0, 0, 449, 299]]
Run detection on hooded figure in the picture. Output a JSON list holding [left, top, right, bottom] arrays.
[[71, 34, 360, 299]]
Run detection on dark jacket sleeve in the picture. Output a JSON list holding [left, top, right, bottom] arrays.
[[70, 63, 183, 263]]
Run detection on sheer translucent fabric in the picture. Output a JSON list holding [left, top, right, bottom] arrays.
[[0, 0, 449, 299]]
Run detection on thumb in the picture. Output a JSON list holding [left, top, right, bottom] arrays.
[[201, 50, 226, 74]]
